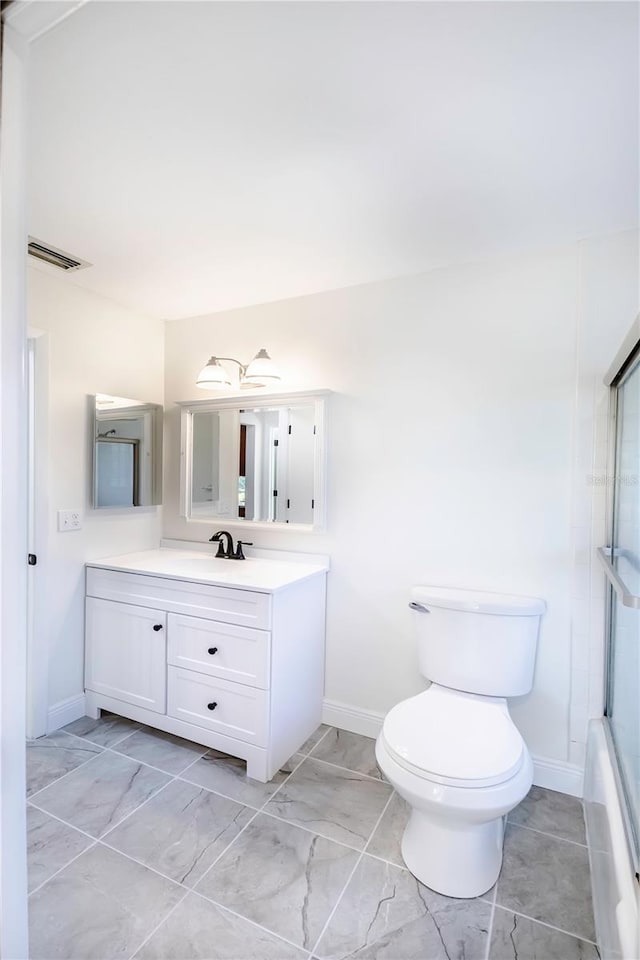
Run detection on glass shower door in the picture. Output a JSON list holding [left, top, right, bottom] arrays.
[[605, 345, 640, 864]]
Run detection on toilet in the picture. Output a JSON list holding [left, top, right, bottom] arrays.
[[375, 585, 546, 899]]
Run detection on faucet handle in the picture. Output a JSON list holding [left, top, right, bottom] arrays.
[[234, 541, 253, 561]]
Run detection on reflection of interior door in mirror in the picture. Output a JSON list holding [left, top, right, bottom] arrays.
[[96, 438, 140, 507], [180, 393, 325, 526], [238, 425, 246, 518], [191, 412, 220, 509], [239, 408, 280, 521], [285, 405, 315, 524]]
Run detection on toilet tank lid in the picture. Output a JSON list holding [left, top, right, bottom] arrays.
[[411, 585, 546, 616]]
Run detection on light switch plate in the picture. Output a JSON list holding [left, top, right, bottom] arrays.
[[57, 509, 82, 532]]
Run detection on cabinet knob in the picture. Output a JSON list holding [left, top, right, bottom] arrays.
[[153, 624, 163, 632], [208, 647, 218, 655], [207, 702, 218, 711]]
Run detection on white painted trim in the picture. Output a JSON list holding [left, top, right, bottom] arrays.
[[178, 390, 330, 532], [531, 755, 584, 798], [46, 694, 86, 734], [26, 332, 50, 739], [175, 388, 332, 409], [2, 1, 87, 43], [322, 698, 385, 739], [322, 698, 585, 797], [0, 22, 29, 958]]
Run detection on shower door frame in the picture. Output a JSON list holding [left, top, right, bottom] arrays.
[[601, 314, 640, 880]]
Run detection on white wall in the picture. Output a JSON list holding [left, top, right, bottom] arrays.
[[164, 246, 580, 769], [28, 263, 165, 725]]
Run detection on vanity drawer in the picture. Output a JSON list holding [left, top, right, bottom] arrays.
[[86, 567, 271, 629], [167, 667, 268, 746], [167, 614, 270, 689]]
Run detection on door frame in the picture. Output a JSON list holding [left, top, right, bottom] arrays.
[[0, 17, 29, 960], [26, 330, 49, 739]]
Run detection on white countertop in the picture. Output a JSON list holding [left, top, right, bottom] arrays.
[[86, 548, 329, 593]]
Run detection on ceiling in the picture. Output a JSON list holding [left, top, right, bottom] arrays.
[[27, 1, 638, 320]]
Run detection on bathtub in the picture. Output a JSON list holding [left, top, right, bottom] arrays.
[[584, 719, 639, 960]]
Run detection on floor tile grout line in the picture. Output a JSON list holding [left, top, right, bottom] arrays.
[[98, 837, 194, 890], [505, 820, 588, 849], [62, 724, 142, 751], [27, 746, 105, 801], [309, 791, 395, 958], [299, 753, 385, 783], [176, 774, 269, 814], [251, 807, 364, 854], [98, 771, 183, 841], [125, 888, 190, 960], [491, 903, 599, 946], [104, 742, 210, 777], [26, 801, 99, 843], [177, 749, 307, 817], [186, 754, 307, 893], [483, 896, 496, 960], [27, 839, 100, 898], [304, 725, 333, 758], [189, 886, 313, 956], [189, 807, 262, 888]]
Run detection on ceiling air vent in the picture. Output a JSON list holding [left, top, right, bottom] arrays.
[[27, 237, 92, 272]]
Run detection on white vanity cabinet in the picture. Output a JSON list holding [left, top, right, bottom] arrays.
[[84, 549, 327, 781]]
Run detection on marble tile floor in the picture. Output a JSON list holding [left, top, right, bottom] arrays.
[[26, 718, 599, 960]]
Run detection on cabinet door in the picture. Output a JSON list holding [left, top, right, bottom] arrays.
[[85, 598, 167, 713]]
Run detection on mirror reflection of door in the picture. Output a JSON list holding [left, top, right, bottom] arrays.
[[192, 411, 220, 508], [236, 405, 314, 523], [184, 398, 322, 525]]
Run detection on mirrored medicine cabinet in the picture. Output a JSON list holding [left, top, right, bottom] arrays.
[[92, 394, 163, 508], [179, 390, 329, 529]]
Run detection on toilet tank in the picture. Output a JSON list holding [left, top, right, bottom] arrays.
[[410, 585, 546, 697]]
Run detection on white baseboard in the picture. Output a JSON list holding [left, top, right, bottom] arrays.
[[47, 694, 86, 733], [322, 698, 385, 739], [322, 698, 585, 798], [532, 755, 584, 798]]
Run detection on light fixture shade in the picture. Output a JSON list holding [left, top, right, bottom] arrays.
[[196, 357, 233, 389], [242, 348, 281, 385]]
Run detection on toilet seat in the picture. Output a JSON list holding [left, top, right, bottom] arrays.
[[381, 685, 525, 789]]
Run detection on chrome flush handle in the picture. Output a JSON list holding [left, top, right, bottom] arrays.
[[408, 601, 430, 613]]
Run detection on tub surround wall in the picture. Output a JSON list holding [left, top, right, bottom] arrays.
[[27, 264, 165, 730]]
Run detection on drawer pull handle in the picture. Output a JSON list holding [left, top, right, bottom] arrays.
[[207, 702, 218, 711], [208, 647, 218, 655], [152, 623, 163, 632]]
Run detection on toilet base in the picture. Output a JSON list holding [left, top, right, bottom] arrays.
[[401, 809, 505, 899]]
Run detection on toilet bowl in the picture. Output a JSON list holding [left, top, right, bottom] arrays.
[[377, 585, 545, 899]]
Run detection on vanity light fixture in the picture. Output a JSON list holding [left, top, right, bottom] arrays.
[[196, 349, 281, 390]]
